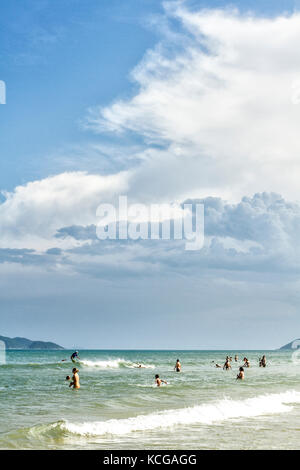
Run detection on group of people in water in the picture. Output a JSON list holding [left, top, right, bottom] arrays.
[[213, 354, 267, 380], [64, 352, 267, 389]]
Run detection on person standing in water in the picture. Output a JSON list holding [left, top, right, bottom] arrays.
[[70, 351, 80, 363], [236, 367, 245, 380], [70, 368, 80, 389], [235, 355, 238, 362], [155, 374, 167, 387], [223, 358, 231, 370], [174, 359, 181, 372], [243, 357, 250, 368], [259, 355, 267, 367]]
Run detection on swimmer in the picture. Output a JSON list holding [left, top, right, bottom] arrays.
[[69, 368, 80, 389], [243, 357, 250, 368], [235, 355, 238, 362], [66, 375, 71, 381], [70, 351, 80, 363], [259, 355, 267, 368], [155, 374, 167, 387], [223, 358, 231, 370], [215, 363, 222, 368], [236, 367, 245, 380], [174, 359, 181, 372]]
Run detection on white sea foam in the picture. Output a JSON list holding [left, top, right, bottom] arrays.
[[79, 358, 155, 369], [59, 390, 300, 437], [135, 383, 170, 388]]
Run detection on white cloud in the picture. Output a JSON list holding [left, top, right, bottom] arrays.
[[86, 4, 300, 201], [2, 4, 300, 274], [0, 171, 129, 249], [45, 192, 300, 279], [4, 3, 300, 348]]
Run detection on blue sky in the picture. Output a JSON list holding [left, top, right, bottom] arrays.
[[0, 0, 296, 190], [1, 0, 300, 349], [0, 0, 164, 189]]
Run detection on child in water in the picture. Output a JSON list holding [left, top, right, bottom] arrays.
[[155, 374, 167, 387], [237, 367, 245, 380]]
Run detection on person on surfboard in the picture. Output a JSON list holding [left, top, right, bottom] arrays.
[[70, 351, 80, 362]]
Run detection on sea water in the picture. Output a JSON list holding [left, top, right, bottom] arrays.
[[0, 349, 300, 449]]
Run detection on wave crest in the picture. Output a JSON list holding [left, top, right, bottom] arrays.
[[79, 358, 155, 369], [33, 390, 300, 438]]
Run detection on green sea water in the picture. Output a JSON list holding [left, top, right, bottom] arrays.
[[1, 349, 300, 450]]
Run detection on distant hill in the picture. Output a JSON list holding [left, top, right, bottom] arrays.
[[0, 335, 64, 350], [280, 339, 300, 350]]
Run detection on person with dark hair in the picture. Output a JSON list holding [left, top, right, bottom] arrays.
[[223, 358, 231, 370], [155, 374, 167, 387], [259, 355, 267, 367], [70, 351, 80, 363], [70, 368, 80, 389], [237, 367, 245, 380], [243, 357, 250, 368], [174, 359, 181, 372]]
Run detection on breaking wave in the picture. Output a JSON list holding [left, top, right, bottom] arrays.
[[25, 390, 300, 438], [79, 358, 155, 369]]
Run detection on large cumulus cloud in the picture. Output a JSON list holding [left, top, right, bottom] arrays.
[[0, 7, 299, 284], [86, 4, 300, 201]]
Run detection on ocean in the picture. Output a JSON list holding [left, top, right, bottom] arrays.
[[0, 349, 299, 450]]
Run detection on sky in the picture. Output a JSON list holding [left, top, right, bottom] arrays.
[[1, 0, 300, 349]]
